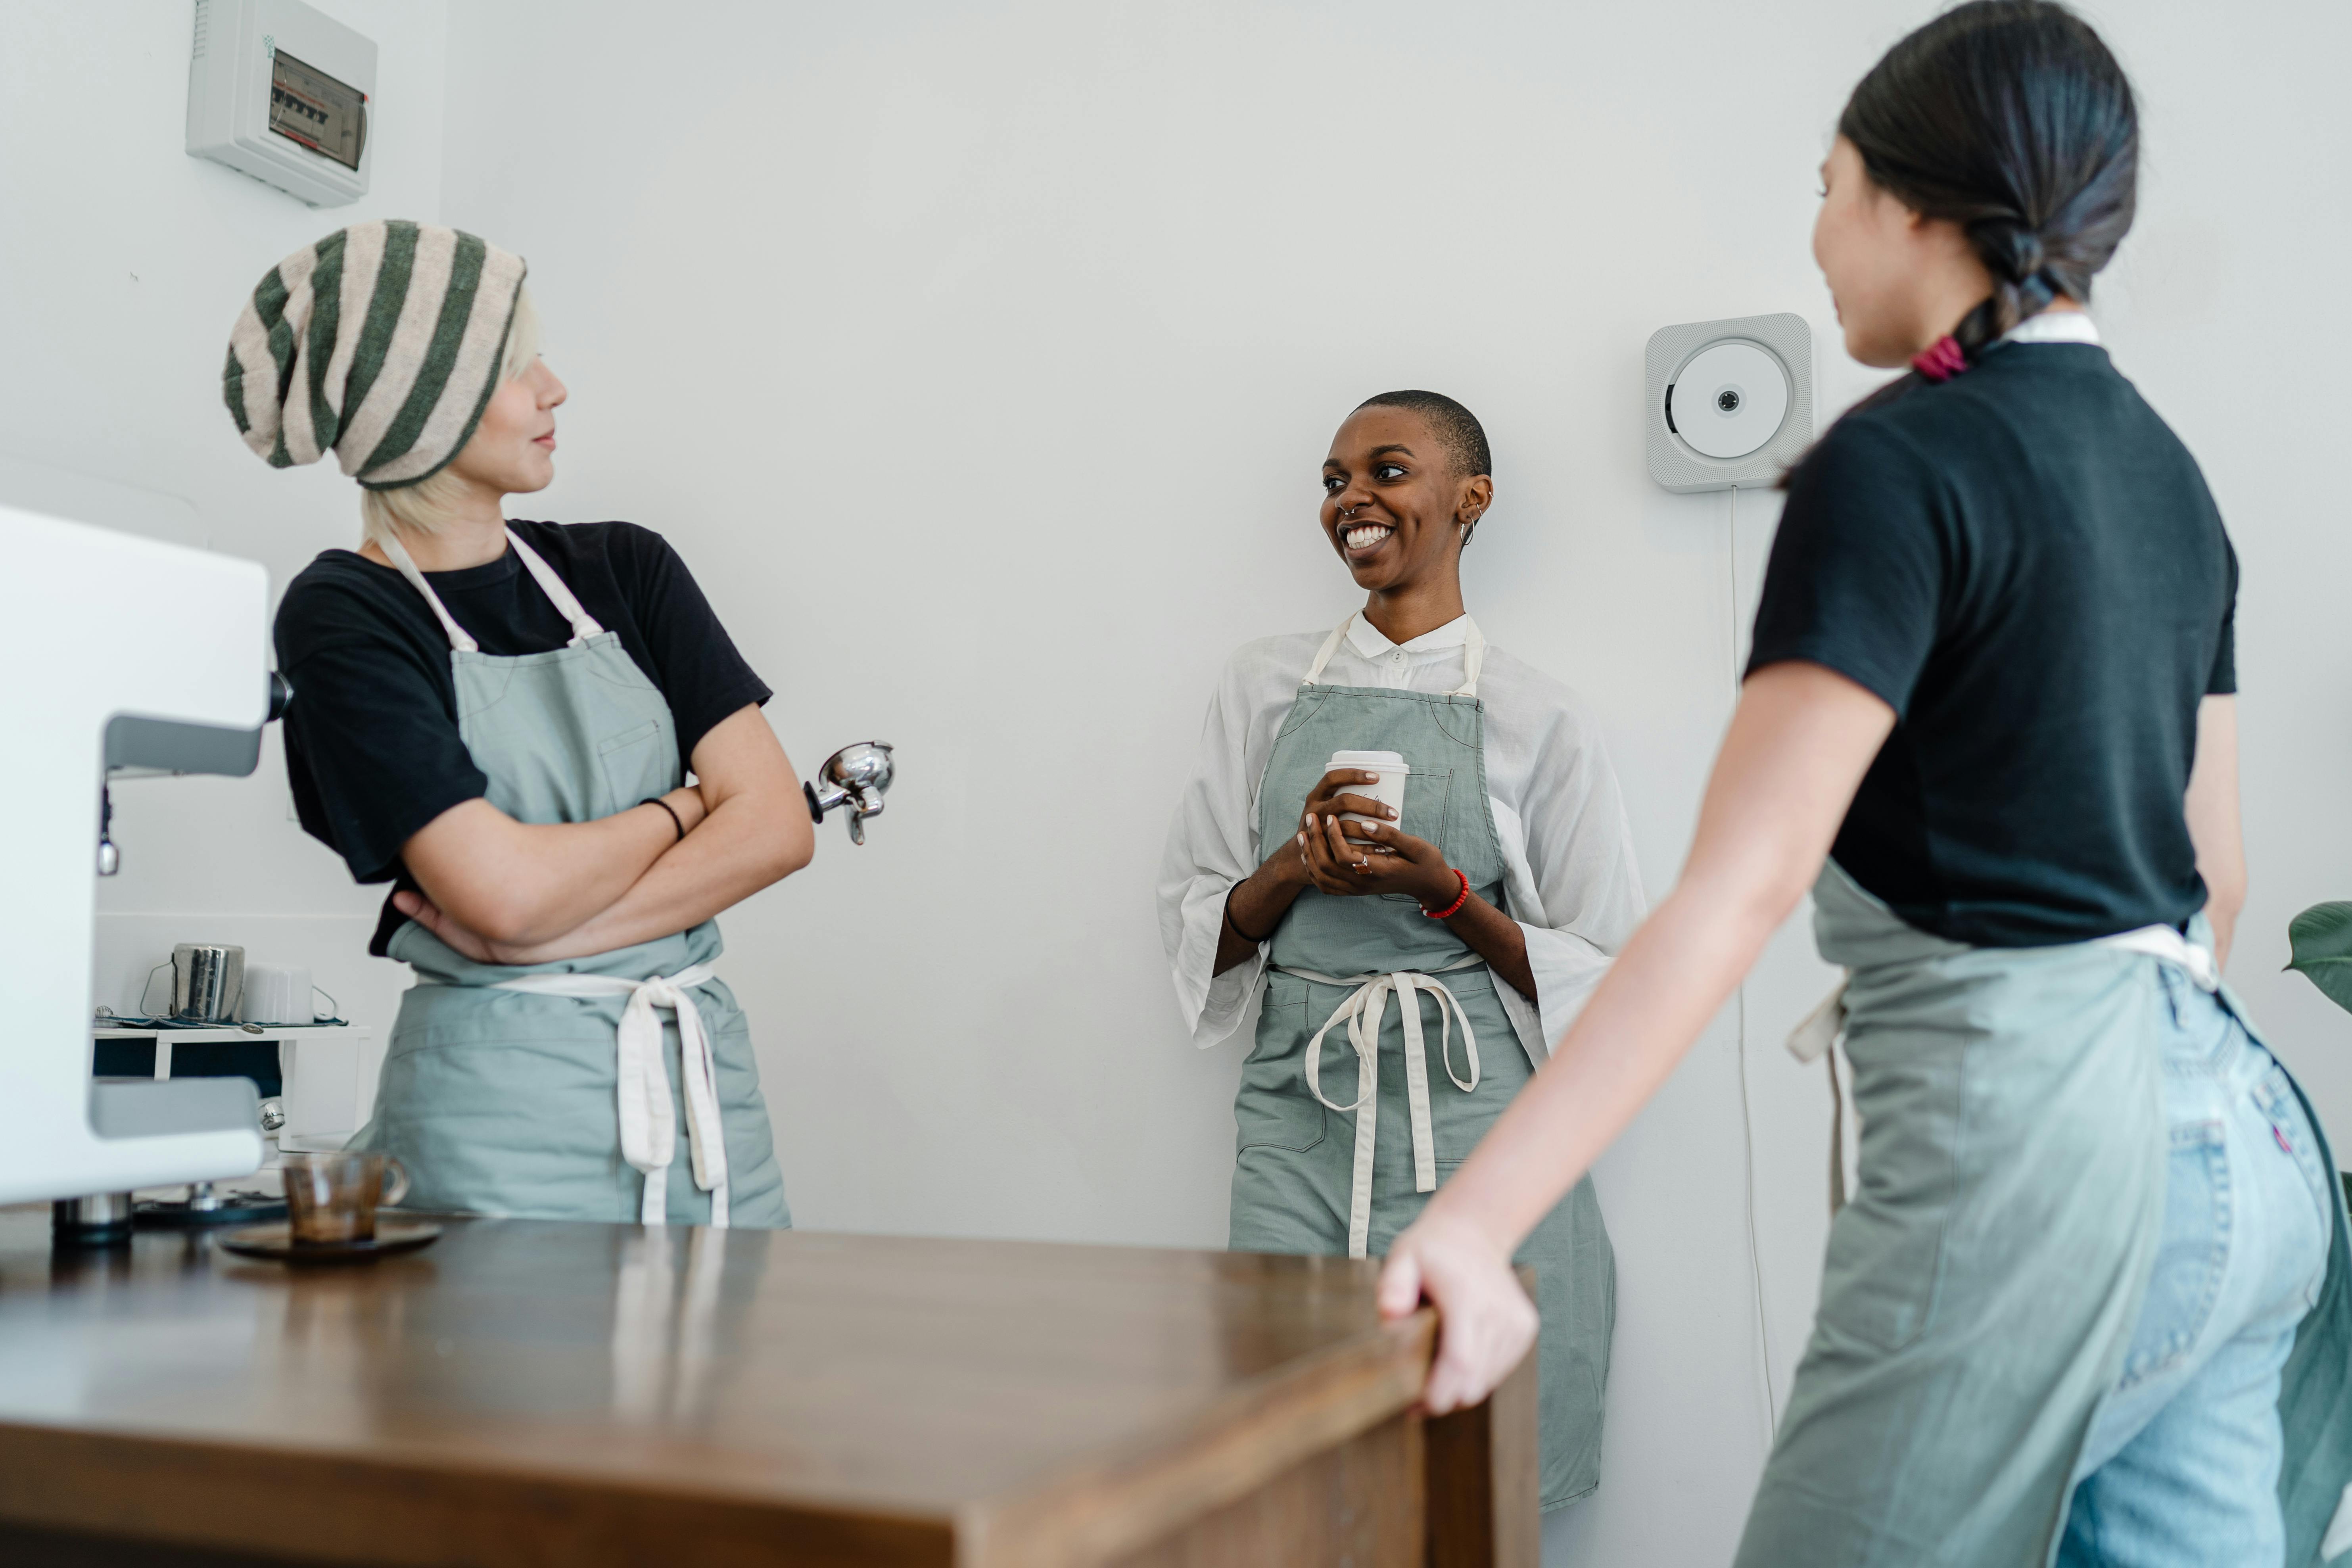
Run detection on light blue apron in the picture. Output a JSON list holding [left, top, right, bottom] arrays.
[[1231, 618, 1615, 1510], [1736, 860, 2352, 1566], [348, 528, 789, 1229]]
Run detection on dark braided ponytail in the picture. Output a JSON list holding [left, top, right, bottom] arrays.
[[1841, 0, 2138, 360], [1779, 0, 2140, 484]]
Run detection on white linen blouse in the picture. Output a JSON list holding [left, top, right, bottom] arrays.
[[1158, 611, 1647, 1065]]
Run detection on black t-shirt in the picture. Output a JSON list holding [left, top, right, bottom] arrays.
[[274, 520, 771, 953], [1746, 341, 2237, 947]]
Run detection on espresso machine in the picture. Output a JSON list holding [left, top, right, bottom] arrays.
[[3, 503, 279, 1237]]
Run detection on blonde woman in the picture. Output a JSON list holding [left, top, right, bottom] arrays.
[[236, 221, 810, 1226]]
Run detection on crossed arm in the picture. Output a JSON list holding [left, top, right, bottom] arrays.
[[393, 702, 815, 965]]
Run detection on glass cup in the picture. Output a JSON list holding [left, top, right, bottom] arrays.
[[280, 1151, 409, 1246]]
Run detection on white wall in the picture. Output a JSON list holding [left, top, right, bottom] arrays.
[[0, 1, 453, 1095], [427, 6, 1840, 1562], [433, 2, 2352, 1562], [7, 2, 2346, 1564]]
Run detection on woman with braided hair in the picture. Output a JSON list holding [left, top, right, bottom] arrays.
[[1377, 4, 2352, 1563]]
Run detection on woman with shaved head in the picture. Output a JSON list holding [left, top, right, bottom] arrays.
[[1158, 390, 1644, 1510]]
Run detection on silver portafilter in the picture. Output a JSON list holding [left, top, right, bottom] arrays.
[[804, 742, 896, 845]]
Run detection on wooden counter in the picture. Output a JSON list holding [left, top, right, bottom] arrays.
[[0, 1208, 1533, 1567]]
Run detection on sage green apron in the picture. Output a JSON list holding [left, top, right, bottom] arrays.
[[348, 528, 789, 1229], [1231, 617, 1615, 1510], [1736, 859, 2352, 1567]]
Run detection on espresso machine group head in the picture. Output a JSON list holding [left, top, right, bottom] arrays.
[[804, 742, 896, 845]]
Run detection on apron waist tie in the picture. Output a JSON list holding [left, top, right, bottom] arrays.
[[483, 962, 730, 1228], [1277, 957, 1484, 1259], [1785, 922, 2221, 1214]]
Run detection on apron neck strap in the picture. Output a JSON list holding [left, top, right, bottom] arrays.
[[379, 525, 607, 653], [504, 528, 606, 646], [1301, 620, 1352, 686], [1454, 620, 1485, 697], [1301, 614, 1485, 697], [378, 528, 479, 654]]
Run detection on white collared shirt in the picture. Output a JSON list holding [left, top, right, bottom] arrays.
[[2003, 309, 2101, 346], [1157, 611, 1647, 1064], [1340, 609, 1472, 689]]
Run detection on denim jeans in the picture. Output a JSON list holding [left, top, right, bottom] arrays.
[[2058, 967, 2333, 1567]]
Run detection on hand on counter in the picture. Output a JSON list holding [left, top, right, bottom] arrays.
[[1377, 1205, 1538, 1415]]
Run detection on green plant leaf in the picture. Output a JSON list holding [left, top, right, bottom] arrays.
[[2287, 902, 2352, 1016]]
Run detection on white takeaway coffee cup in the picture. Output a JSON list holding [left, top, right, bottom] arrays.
[[1326, 750, 1410, 838]]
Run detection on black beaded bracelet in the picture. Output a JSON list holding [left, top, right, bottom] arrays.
[[643, 796, 687, 842]]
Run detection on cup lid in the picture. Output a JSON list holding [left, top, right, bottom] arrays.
[[1327, 750, 1408, 770]]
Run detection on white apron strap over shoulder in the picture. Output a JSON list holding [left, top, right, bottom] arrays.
[[378, 526, 607, 653], [485, 963, 731, 1227], [1784, 919, 2223, 1215], [504, 530, 607, 645], [1280, 955, 1485, 1258], [1300, 616, 1485, 698]]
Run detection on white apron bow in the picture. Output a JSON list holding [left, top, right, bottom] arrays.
[[1786, 921, 2221, 1214], [488, 963, 730, 1227], [1281, 962, 1482, 1259]]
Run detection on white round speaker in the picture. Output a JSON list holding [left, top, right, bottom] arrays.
[[1668, 341, 1791, 461]]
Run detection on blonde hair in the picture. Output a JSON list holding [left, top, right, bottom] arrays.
[[359, 286, 541, 549]]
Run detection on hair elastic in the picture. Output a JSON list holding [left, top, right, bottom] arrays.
[[643, 796, 687, 842], [1912, 335, 1970, 383]]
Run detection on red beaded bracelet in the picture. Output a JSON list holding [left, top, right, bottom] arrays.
[[1420, 868, 1471, 919]]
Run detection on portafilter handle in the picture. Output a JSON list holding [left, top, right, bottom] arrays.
[[804, 741, 896, 846]]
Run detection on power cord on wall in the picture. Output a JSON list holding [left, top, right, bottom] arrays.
[[1730, 484, 1782, 1445]]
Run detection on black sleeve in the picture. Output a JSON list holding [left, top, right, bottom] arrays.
[[275, 578, 487, 884], [2207, 535, 2239, 696], [1746, 418, 1949, 716], [607, 525, 773, 761]]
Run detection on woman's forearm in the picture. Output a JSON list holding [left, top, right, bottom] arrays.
[[1425, 879, 1789, 1251], [1419, 663, 1900, 1254], [2184, 695, 2243, 972], [1214, 858, 1308, 974], [1440, 893, 1535, 998], [518, 791, 815, 962], [403, 787, 707, 946]]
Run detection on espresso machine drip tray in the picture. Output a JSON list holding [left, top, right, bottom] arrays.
[[135, 1185, 287, 1228]]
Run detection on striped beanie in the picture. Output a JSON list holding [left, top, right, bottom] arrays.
[[224, 221, 528, 490]]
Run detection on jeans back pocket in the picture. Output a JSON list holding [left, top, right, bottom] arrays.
[[2118, 1118, 2229, 1390]]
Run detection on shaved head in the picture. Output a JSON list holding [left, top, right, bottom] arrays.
[[1353, 390, 1492, 480]]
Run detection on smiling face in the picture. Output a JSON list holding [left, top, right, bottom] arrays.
[[447, 355, 568, 497], [1319, 405, 1491, 594]]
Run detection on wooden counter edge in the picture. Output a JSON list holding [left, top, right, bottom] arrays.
[[953, 1308, 1432, 1568], [956, 1303, 1531, 1568], [1423, 1330, 1539, 1568]]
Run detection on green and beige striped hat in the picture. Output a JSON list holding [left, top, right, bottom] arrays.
[[224, 221, 527, 490]]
